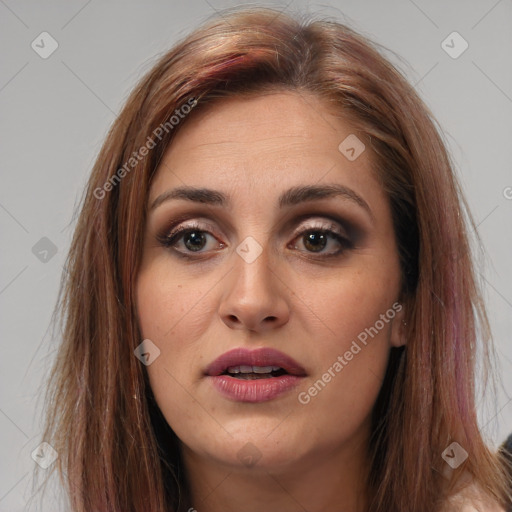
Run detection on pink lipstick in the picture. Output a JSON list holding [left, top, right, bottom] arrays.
[[205, 347, 306, 403]]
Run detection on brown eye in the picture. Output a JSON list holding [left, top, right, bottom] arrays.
[[288, 216, 355, 258], [292, 228, 352, 256], [157, 221, 225, 257], [302, 231, 329, 252], [181, 231, 208, 252]]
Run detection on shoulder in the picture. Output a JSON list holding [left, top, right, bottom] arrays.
[[441, 479, 507, 512]]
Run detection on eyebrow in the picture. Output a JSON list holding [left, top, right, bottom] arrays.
[[149, 183, 374, 221]]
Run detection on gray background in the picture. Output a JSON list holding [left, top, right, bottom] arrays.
[[1, 0, 511, 510]]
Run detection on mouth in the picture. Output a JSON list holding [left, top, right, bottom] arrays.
[[221, 365, 288, 379], [205, 347, 307, 403], [205, 347, 307, 379]]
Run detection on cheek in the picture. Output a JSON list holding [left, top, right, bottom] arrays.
[[135, 262, 223, 405], [295, 261, 399, 425], [307, 258, 400, 345], [136, 262, 215, 346], [136, 266, 216, 428], [297, 346, 389, 451]]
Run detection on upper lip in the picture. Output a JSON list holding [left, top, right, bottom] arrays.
[[205, 347, 307, 377]]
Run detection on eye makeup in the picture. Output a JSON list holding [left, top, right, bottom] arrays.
[[154, 210, 364, 261]]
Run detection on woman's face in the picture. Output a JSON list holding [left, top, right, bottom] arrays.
[[136, 91, 405, 474]]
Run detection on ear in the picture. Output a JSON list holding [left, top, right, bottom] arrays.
[[389, 301, 407, 348]]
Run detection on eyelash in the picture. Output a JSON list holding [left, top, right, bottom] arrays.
[[156, 219, 354, 260]]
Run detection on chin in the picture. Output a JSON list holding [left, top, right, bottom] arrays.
[[207, 423, 310, 472]]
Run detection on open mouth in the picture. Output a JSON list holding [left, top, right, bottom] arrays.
[[206, 347, 306, 402], [206, 347, 306, 378], [222, 365, 289, 380]]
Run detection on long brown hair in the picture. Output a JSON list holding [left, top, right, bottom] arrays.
[[37, 6, 511, 511]]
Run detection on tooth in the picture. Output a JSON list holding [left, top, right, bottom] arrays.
[[252, 366, 274, 374], [227, 365, 280, 374]]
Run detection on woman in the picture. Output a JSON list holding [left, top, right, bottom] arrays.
[[38, 6, 511, 512]]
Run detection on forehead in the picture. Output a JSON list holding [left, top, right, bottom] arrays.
[[149, 91, 381, 206]]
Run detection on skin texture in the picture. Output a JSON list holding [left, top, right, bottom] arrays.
[[136, 91, 406, 512]]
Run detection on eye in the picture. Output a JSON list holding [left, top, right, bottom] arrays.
[[157, 221, 225, 256], [289, 221, 353, 257], [156, 218, 354, 259]]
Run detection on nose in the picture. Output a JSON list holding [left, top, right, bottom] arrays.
[[218, 243, 290, 333]]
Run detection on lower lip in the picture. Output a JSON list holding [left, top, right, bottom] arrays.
[[207, 374, 304, 403]]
